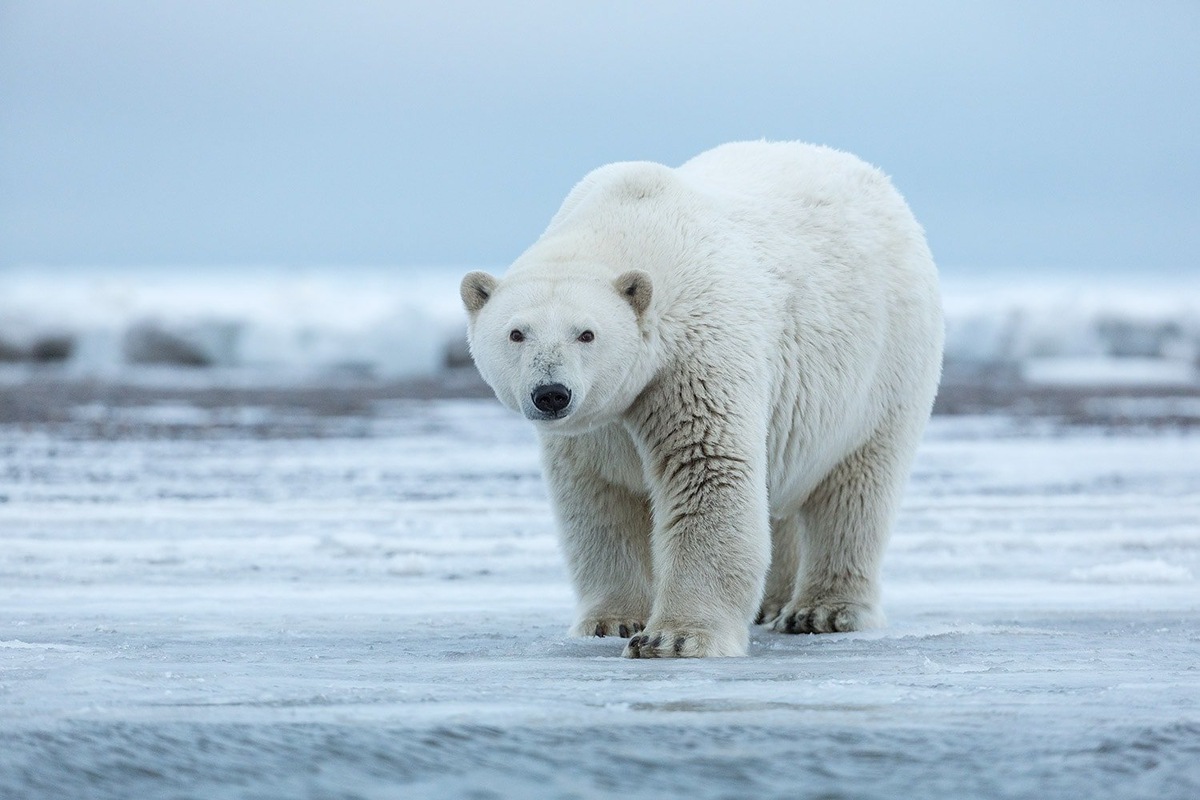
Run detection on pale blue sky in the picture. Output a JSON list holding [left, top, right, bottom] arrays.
[[1, 1, 1197, 275]]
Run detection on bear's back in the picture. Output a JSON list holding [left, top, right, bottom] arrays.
[[541, 160, 681, 238], [678, 141, 896, 212]]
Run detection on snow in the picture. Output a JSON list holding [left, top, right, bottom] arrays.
[[0, 266, 466, 378], [1023, 357, 1198, 387], [3, 266, 1199, 387], [1, 397, 1198, 799]]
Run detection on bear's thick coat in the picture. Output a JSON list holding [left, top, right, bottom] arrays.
[[462, 141, 943, 658]]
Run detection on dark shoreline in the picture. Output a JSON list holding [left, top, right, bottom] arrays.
[[2, 366, 1199, 433]]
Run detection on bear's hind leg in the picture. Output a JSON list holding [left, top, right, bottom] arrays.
[[757, 513, 804, 625], [774, 413, 921, 634]]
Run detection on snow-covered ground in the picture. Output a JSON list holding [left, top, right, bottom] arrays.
[[2, 398, 1198, 799]]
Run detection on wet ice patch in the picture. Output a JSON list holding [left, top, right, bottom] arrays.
[[386, 554, 431, 576], [1069, 559, 1194, 583], [0, 640, 80, 651]]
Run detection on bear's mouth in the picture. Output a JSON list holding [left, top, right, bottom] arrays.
[[524, 406, 572, 423]]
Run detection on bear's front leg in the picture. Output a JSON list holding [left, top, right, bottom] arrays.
[[540, 431, 654, 638], [622, 377, 771, 658]]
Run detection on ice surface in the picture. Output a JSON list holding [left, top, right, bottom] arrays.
[[1, 398, 1198, 799]]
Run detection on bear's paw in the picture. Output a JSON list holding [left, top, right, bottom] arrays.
[[572, 616, 646, 639], [754, 597, 789, 626], [623, 626, 746, 658], [771, 601, 881, 634]]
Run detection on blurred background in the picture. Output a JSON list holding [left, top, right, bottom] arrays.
[[1, 1, 1198, 395]]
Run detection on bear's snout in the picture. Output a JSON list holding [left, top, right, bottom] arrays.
[[531, 383, 572, 415]]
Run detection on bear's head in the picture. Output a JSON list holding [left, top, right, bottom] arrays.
[[460, 267, 653, 434]]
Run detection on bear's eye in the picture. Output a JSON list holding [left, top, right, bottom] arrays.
[[578, 330, 595, 343], [509, 329, 524, 343]]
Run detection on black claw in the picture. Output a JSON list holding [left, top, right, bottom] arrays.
[[673, 636, 685, 655], [618, 624, 629, 638], [649, 635, 663, 649], [754, 611, 765, 625], [594, 623, 605, 637]]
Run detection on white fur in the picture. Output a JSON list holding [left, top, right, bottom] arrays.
[[462, 141, 943, 658]]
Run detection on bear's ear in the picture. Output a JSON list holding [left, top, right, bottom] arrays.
[[460, 271, 498, 316], [613, 269, 652, 318]]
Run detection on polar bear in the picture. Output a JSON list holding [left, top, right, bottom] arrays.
[[461, 141, 942, 658]]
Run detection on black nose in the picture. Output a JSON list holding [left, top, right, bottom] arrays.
[[531, 383, 572, 414]]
